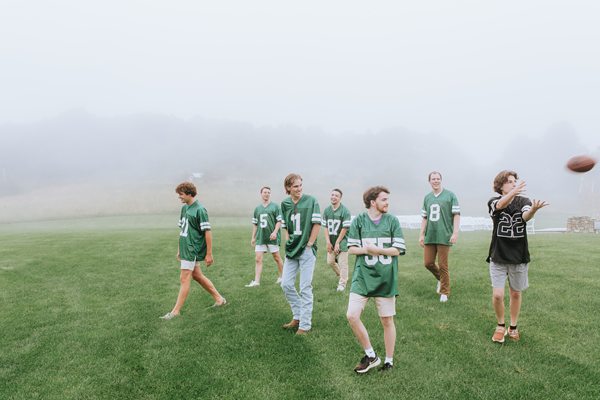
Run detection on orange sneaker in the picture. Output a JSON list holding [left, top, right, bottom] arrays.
[[508, 327, 520, 341], [492, 325, 507, 343]]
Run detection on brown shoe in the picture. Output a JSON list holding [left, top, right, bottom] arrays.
[[492, 325, 507, 343], [282, 319, 299, 330], [296, 329, 310, 336], [508, 327, 520, 341]]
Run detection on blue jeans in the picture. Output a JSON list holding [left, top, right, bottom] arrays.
[[281, 247, 316, 330]]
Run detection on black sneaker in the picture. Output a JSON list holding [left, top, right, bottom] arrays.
[[379, 362, 393, 372], [354, 355, 381, 374]]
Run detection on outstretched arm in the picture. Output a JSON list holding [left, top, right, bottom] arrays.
[[523, 199, 549, 221], [496, 181, 526, 210]]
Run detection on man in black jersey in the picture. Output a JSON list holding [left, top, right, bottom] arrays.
[[487, 170, 548, 343]]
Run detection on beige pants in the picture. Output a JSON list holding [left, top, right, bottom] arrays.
[[327, 251, 348, 287]]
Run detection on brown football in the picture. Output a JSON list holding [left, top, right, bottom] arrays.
[[566, 155, 596, 173]]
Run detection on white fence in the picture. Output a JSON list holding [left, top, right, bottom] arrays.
[[395, 215, 535, 234]]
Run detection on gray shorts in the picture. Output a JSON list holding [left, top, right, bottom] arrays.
[[489, 261, 529, 291]]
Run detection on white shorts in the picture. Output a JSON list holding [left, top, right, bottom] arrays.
[[255, 244, 280, 253], [180, 260, 199, 270], [347, 292, 396, 318]]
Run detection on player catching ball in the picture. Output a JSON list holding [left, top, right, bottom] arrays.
[[160, 182, 226, 320], [487, 171, 548, 342]]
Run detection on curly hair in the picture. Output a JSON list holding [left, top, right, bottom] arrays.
[[493, 170, 518, 194], [175, 182, 197, 197]]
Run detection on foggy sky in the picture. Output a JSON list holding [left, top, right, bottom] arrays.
[[1, 1, 600, 159], [1, 2, 600, 223]]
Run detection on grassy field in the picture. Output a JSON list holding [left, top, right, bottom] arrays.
[[1, 216, 599, 400]]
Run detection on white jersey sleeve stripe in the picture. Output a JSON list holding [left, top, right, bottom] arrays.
[[347, 238, 361, 245]]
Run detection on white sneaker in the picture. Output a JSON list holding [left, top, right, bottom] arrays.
[[436, 280, 441, 294], [336, 284, 345, 292], [160, 312, 178, 320], [276, 277, 282, 284], [210, 297, 227, 308], [245, 280, 260, 287], [440, 294, 448, 302]]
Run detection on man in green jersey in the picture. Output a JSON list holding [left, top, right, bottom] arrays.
[[160, 182, 226, 320], [246, 186, 284, 287], [419, 171, 460, 302], [279, 173, 321, 335], [346, 186, 406, 373], [322, 188, 352, 292]]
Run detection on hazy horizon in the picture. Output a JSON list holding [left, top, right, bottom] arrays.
[[1, 111, 598, 225], [2, 2, 600, 223]]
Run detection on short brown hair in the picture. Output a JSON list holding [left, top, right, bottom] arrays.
[[493, 170, 518, 194], [284, 173, 302, 195], [260, 186, 271, 193], [332, 188, 343, 196], [363, 186, 389, 208], [428, 171, 442, 181], [175, 182, 197, 197]]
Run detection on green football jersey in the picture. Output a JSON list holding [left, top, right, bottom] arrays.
[[178, 200, 211, 262], [280, 194, 321, 259], [321, 203, 352, 252], [421, 189, 460, 245], [252, 202, 281, 245], [347, 212, 406, 297]]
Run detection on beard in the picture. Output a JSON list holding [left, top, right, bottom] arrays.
[[375, 204, 388, 214]]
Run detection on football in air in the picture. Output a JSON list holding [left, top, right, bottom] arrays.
[[566, 155, 596, 173]]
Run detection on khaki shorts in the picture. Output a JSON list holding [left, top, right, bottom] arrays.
[[255, 244, 280, 253], [489, 261, 529, 291], [180, 260, 199, 270], [347, 292, 396, 318]]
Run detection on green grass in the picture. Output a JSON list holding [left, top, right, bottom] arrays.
[[1, 216, 599, 399]]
